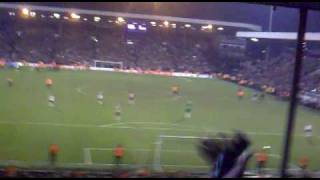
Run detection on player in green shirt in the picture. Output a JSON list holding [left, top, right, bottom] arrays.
[[184, 100, 192, 119], [114, 104, 122, 121]]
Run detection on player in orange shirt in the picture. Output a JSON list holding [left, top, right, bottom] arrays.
[[171, 85, 180, 98], [237, 87, 245, 100], [255, 149, 268, 175], [298, 156, 309, 177], [298, 156, 308, 170], [45, 78, 53, 88], [48, 144, 59, 166], [113, 144, 124, 168]]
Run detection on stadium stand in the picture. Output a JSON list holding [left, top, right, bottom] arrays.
[[0, 3, 320, 178], [2, 7, 320, 111], [1, 9, 319, 105]]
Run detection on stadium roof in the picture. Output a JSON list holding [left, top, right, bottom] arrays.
[[253, 2, 320, 11], [0, 2, 262, 31], [236, 32, 320, 41], [237, 3, 320, 42]]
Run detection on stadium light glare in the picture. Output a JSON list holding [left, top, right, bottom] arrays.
[[126, 40, 134, 45], [138, 25, 147, 31], [83, 18, 88, 21], [63, 16, 69, 20], [171, 23, 176, 28], [217, 27, 224, 31], [21, 8, 29, 16], [70, 13, 80, 19], [150, 21, 157, 26], [40, 14, 46, 18], [8, 11, 15, 16], [91, 36, 98, 42], [117, 17, 125, 23], [127, 24, 136, 30], [250, 37, 259, 42], [207, 24, 213, 29], [184, 24, 191, 28], [29, 11, 36, 18], [94, 16, 101, 22], [163, 21, 169, 27], [53, 13, 60, 19]]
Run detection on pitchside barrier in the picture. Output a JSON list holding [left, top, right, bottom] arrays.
[[4, 61, 214, 79]]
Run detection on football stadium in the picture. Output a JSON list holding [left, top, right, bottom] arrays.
[[0, 2, 320, 178]]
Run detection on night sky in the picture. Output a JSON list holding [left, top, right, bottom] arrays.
[[10, 2, 320, 32]]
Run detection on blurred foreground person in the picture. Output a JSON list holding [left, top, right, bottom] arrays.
[[49, 144, 59, 166], [198, 131, 252, 178]]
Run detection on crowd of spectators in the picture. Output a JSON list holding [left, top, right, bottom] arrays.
[[234, 48, 320, 105], [0, 15, 213, 74], [1, 11, 320, 104]]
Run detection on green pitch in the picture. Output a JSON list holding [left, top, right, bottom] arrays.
[[0, 68, 320, 172]]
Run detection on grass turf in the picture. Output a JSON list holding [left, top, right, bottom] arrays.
[[0, 68, 319, 171]]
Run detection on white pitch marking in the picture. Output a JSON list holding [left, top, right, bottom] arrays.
[[86, 147, 196, 153], [99, 122, 124, 127], [76, 87, 87, 95], [0, 120, 308, 137]]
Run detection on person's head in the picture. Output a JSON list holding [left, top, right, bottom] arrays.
[[198, 137, 224, 163]]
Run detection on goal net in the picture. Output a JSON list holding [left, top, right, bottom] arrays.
[[93, 60, 123, 69], [153, 135, 214, 172]]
